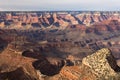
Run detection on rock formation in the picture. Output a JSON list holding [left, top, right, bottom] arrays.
[[32, 59, 64, 76], [1, 12, 120, 29], [82, 48, 120, 79]]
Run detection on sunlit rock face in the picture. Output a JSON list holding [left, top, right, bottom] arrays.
[[82, 48, 120, 79]]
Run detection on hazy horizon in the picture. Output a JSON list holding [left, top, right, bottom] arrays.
[[0, 0, 120, 11]]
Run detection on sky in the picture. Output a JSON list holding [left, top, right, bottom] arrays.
[[0, 0, 120, 11]]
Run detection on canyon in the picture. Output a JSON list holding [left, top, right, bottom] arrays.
[[0, 11, 120, 80]]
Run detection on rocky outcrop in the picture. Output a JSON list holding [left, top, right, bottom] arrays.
[[32, 59, 65, 76], [82, 48, 120, 79]]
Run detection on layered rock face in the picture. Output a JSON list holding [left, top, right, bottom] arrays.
[[0, 12, 120, 29], [82, 48, 120, 79]]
